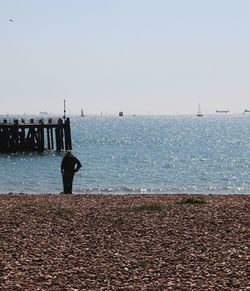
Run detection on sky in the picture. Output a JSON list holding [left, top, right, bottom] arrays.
[[0, 0, 250, 115]]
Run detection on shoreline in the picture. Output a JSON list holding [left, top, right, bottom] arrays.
[[0, 194, 249, 289], [1, 191, 250, 195]]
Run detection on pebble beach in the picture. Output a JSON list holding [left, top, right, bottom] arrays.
[[0, 194, 249, 290]]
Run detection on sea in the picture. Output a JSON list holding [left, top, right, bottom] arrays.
[[1, 114, 250, 194]]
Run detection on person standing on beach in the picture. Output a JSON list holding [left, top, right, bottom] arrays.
[[61, 150, 82, 194]]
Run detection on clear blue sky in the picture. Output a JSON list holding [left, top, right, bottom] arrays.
[[0, 0, 249, 115]]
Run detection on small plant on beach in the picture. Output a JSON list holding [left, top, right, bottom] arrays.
[[23, 202, 37, 208], [177, 198, 206, 205], [132, 204, 164, 212], [51, 207, 74, 216], [137, 260, 149, 269], [113, 218, 124, 225]]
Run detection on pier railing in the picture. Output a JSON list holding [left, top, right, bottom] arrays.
[[0, 117, 63, 125]]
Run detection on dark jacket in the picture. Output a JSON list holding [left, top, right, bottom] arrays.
[[61, 153, 82, 176]]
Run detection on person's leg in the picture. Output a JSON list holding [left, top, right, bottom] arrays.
[[62, 175, 70, 194], [62, 175, 67, 194], [68, 175, 74, 194], [65, 176, 71, 194]]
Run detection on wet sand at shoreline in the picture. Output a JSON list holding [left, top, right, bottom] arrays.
[[0, 194, 249, 290]]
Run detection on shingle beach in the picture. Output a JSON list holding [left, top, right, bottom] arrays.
[[0, 194, 249, 290]]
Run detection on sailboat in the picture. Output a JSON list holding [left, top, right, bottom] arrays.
[[81, 108, 85, 117], [197, 104, 203, 117]]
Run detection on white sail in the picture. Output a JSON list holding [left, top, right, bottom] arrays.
[[197, 104, 203, 117]]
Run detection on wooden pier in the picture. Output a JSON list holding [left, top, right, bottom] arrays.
[[0, 117, 72, 152]]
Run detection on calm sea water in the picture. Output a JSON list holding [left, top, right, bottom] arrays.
[[1, 115, 250, 194]]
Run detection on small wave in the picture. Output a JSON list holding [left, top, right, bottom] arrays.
[[74, 186, 165, 194]]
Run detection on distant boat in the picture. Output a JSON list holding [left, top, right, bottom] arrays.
[[119, 111, 123, 117], [197, 104, 203, 117], [243, 109, 250, 114], [81, 108, 85, 117], [39, 111, 48, 115], [216, 110, 229, 113]]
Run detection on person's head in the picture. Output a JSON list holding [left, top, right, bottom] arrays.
[[65, 150, 72, 156]]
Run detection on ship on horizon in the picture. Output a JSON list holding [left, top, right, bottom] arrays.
[[216, 110, 229, 113]]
